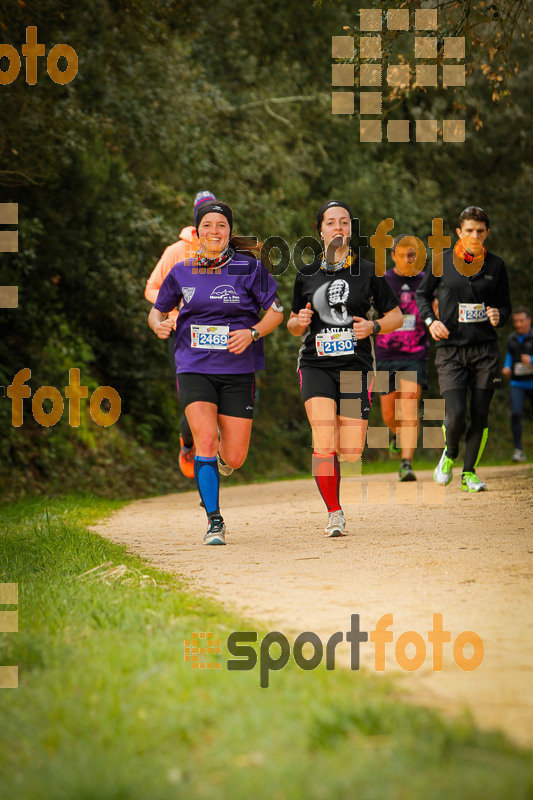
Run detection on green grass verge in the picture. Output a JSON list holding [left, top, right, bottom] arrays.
[[0, 497, 531, 800]]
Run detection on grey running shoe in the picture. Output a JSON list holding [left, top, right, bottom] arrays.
[[324, 509, 346, 538], [512, 449, 527, 463], [204, 517, 227, 545], [217, 453, 234, 476], [434, 450, 454, 486]]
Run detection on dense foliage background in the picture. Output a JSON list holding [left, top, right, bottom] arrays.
[[1, 0, 532, 498]]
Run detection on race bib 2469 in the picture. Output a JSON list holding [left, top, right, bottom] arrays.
[[190, 324, 229, 350]]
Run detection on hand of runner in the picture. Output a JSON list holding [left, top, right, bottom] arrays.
[[521, 354, 532, 366], [486, 306, 500, 326], [298, 302, 314, 327], [352, 317, 373, 340], [156, 319, 175, 339], [227, 329, 252, 354], [428, 320, 450, 341], [502, 366, 512, 378]]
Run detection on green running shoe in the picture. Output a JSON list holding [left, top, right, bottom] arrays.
[[461, 472, 487, 492], [389, 435, 401, 460], [434, 450, 454, 486]]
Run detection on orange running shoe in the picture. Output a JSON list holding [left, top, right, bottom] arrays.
[[179, 436, 196, 479]]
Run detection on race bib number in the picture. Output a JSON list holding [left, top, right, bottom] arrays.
[[458, 303, 487, 323], [514, 361, 533, 377], [190, 324, 229, 350], [315, 329, 355, 357], [401, 314, 417, 331]]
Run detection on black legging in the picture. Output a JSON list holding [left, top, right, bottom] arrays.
[[510, 385, 533, 450], [442, 388, 494, 472], [179, 413, 194, 448]]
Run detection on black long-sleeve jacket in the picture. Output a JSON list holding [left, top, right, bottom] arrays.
[[415, 248, 511, 348]]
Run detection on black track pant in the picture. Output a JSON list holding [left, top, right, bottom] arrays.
[[510, 385, 533, 450], [442, 388, 494, 472]]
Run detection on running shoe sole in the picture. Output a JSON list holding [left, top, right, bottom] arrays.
[[179, 454, 195, 479], [179, 437, 195, 479], [324, 528, 346, 538], [204, 533, 226, 545], [217, 453, 234, 476], [399, 469, 416, 482]]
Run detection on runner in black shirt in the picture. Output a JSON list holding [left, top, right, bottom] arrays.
[[416, 206, 511, 491], [288, 200, 402, 537]]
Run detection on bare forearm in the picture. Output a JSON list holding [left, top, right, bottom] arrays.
[[287, 315, 308, 337], [378, 306, 403, 334], [255, 308, 284, 338], [148, 307, 166, 334]]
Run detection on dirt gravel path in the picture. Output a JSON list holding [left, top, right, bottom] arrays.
[[92, 464, 532, 746]]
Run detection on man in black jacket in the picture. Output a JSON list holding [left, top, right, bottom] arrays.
[[502, 307, 533, 462], [416, 207, 511, 491]]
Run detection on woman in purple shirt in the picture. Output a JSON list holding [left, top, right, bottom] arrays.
[[148, 202, 283, 545]]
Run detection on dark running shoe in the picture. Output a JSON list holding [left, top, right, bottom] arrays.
[[399, 462, 416, 482]]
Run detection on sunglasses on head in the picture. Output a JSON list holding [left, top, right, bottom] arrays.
[[460, 206, 485, 215]]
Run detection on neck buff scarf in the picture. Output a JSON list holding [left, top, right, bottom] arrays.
[[454, 239, 487, 264], [320, 248, 357, 273], [196, 244, 235, 270]]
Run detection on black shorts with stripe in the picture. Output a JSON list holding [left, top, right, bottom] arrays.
[[176, 372, 256, 419], [435, 343, 501, 392], [298, 366, 372, 420]]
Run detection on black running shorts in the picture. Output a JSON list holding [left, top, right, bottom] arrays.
[[376, 357, 428, 393], [435, 343, 501, 392], [298, 366, 372, 419], [176, 372, 256, 419]]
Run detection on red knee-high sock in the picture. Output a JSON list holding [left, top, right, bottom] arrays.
[[312, 452, 341, 512]]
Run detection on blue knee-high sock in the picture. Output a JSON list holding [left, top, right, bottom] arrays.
[[194, 456, 221, 518]]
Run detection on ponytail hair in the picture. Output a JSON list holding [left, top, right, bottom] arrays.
[[230, 235, 274, 274]]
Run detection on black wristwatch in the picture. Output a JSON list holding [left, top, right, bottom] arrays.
[[373, 320, 381, 335], [250, 328, 261, 342]]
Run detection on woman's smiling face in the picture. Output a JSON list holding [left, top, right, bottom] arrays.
[[198, 213, 231, 256]]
